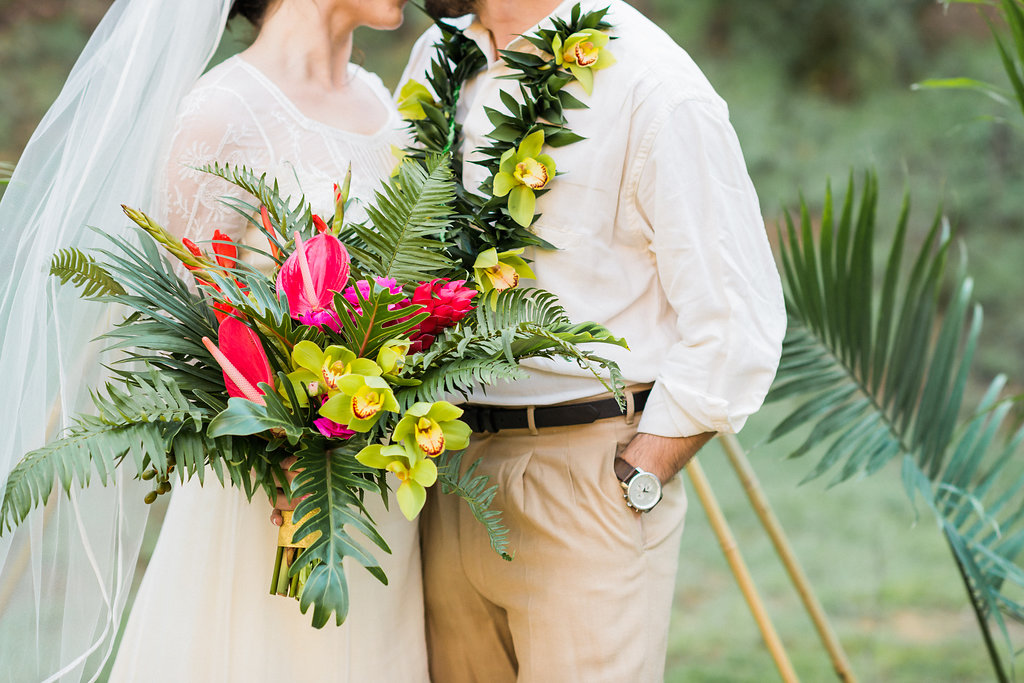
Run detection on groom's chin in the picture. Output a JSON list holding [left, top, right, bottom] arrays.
[[423, 0, 478, 19]]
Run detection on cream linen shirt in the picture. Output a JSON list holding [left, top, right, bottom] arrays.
[[398, 0, 786, 438]]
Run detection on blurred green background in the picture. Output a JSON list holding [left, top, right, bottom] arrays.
[[3, 0, 1023, 679]]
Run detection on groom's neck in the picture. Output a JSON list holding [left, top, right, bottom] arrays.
[[475, 0, 562, 59]]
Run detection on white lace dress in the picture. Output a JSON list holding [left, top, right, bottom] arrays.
[[110, 55, 429, 682]]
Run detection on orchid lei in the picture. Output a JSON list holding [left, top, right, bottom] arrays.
[[399, 3, 615, 279]]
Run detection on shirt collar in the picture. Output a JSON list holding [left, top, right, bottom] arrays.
[[463, 0, 603, 66]]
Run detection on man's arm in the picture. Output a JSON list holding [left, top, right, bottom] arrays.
[[620, 432, 715, 483]]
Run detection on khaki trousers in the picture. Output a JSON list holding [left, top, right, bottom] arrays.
[[421, 410, 688, 682]]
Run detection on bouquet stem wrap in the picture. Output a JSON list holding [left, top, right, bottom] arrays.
[[270, 509, 321, 598]]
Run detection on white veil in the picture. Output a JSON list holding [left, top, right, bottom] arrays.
[[0, 0, 231, 679]]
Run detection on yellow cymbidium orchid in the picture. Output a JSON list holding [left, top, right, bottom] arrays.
[[319, 373, 399, 432], [472, 247, 536, 293], [492, 129, 556, 228], [552, 28, 616, 96], [286, 340, 380, 405], [377, 339, 411, 375], [392, 401, 471, 459], [356, 443, 438, 520], [397, 79, 438, 121]]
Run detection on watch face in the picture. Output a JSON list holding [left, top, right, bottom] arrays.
[[627, 472, 662, 511]]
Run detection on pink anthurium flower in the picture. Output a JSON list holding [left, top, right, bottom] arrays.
[[276, 231, 350, 320], [202, 316, 274, 405]]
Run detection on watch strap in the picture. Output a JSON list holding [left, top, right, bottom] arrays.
[[614, 456, 638, 483]]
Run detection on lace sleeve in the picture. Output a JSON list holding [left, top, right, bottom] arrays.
[[160, 83, 272, 244]]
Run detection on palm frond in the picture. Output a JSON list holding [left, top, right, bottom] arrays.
[[347, 156, 458, 284], [49, 247, 127, 298], [772, 171, 1024, 678], [199, 163, 314, 250]]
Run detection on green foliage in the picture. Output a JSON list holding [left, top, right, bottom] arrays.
[[435, 447, 512, 560], [347, 156, 457, 284], [772, 172, 1024, 678], [1, 370, 203, 532], [289, 441, 390, 628], [921, 0, 1024, 128], [49, 247, 126, 298]]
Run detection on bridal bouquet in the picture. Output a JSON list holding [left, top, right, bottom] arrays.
[[0, 157, 626, 627]]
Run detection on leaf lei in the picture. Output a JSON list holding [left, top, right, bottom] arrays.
[[401, 4, 615, 275]]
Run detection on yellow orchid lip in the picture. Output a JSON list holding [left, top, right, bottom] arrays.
[[352, 389, 384, 420], [514, 158, 549, 190], [414, 417, 445, 457], [486, 262, 520, 291], [322, 359, 348, 390], [386, 461, 410, 482], [571, 41, 599, 67]]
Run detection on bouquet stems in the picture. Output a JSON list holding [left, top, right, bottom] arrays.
[[270, 509, 321, 599]]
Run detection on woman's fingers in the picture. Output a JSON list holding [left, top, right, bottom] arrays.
[[270, 456, 304, 526]]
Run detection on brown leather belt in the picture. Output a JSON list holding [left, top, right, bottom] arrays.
[[459, 389, 650, 434]]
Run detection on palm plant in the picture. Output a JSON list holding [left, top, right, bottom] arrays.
[[916, 0, 1024, 128], [769, 171, 1024, 680]]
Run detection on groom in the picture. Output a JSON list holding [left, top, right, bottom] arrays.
[[401, 0, 786, 680]]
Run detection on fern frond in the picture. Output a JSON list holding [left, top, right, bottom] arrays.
[[398, 357, 527, 406], [50, 247, 126, 298], [348, 156, 457, 283], [436, 448, 512, 561]]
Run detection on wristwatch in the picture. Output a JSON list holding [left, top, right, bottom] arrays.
[[614, 457, 663, 512]]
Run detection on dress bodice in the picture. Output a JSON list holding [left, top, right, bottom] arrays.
[[161, 55, 407, 256]]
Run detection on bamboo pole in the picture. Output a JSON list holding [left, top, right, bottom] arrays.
[[687, 457, 799, 683], [719, 433, 857, 683]]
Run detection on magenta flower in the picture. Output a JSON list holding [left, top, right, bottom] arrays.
[[276, 231, 350, 320], [299, 309, 343, 333], [343, 277, 404, 316]]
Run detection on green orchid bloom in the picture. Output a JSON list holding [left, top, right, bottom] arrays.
[[376, 339, 411, 376], [397, 79, 438, 121], [286, 340, 380, 405], [472, 247, 536, 292], [492, 129, 556, 228], [319, 373, 399, 432], [356, 442, 438, 520], [392, 401, 471, 459], [552, 28, 616, 96]]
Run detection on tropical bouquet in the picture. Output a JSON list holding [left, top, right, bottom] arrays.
[[0, 155, 627, 627]]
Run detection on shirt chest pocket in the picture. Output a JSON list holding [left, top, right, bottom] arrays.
[[531, 177, 615, 250]]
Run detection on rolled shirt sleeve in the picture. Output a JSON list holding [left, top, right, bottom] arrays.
[[635, 99, 786, 438]]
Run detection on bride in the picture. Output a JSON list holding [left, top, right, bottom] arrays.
[[0, 0, 428, 680]]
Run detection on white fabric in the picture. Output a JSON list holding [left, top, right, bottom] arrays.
[[0, 1, 231, 680], [399, 0, 786, 438], [110, 56, 429, 682]]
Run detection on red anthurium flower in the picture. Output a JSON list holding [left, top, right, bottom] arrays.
[[276, 231, 350, 320], [202, 316, 274, 405], [408, 279, 477, 352]]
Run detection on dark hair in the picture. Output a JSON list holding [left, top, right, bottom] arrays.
[[229, 0, 273, 27]]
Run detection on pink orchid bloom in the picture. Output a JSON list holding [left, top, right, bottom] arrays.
[[342, 277, 404, 316], [276, 231, 350, 320], [202, 316, 274, 405]]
